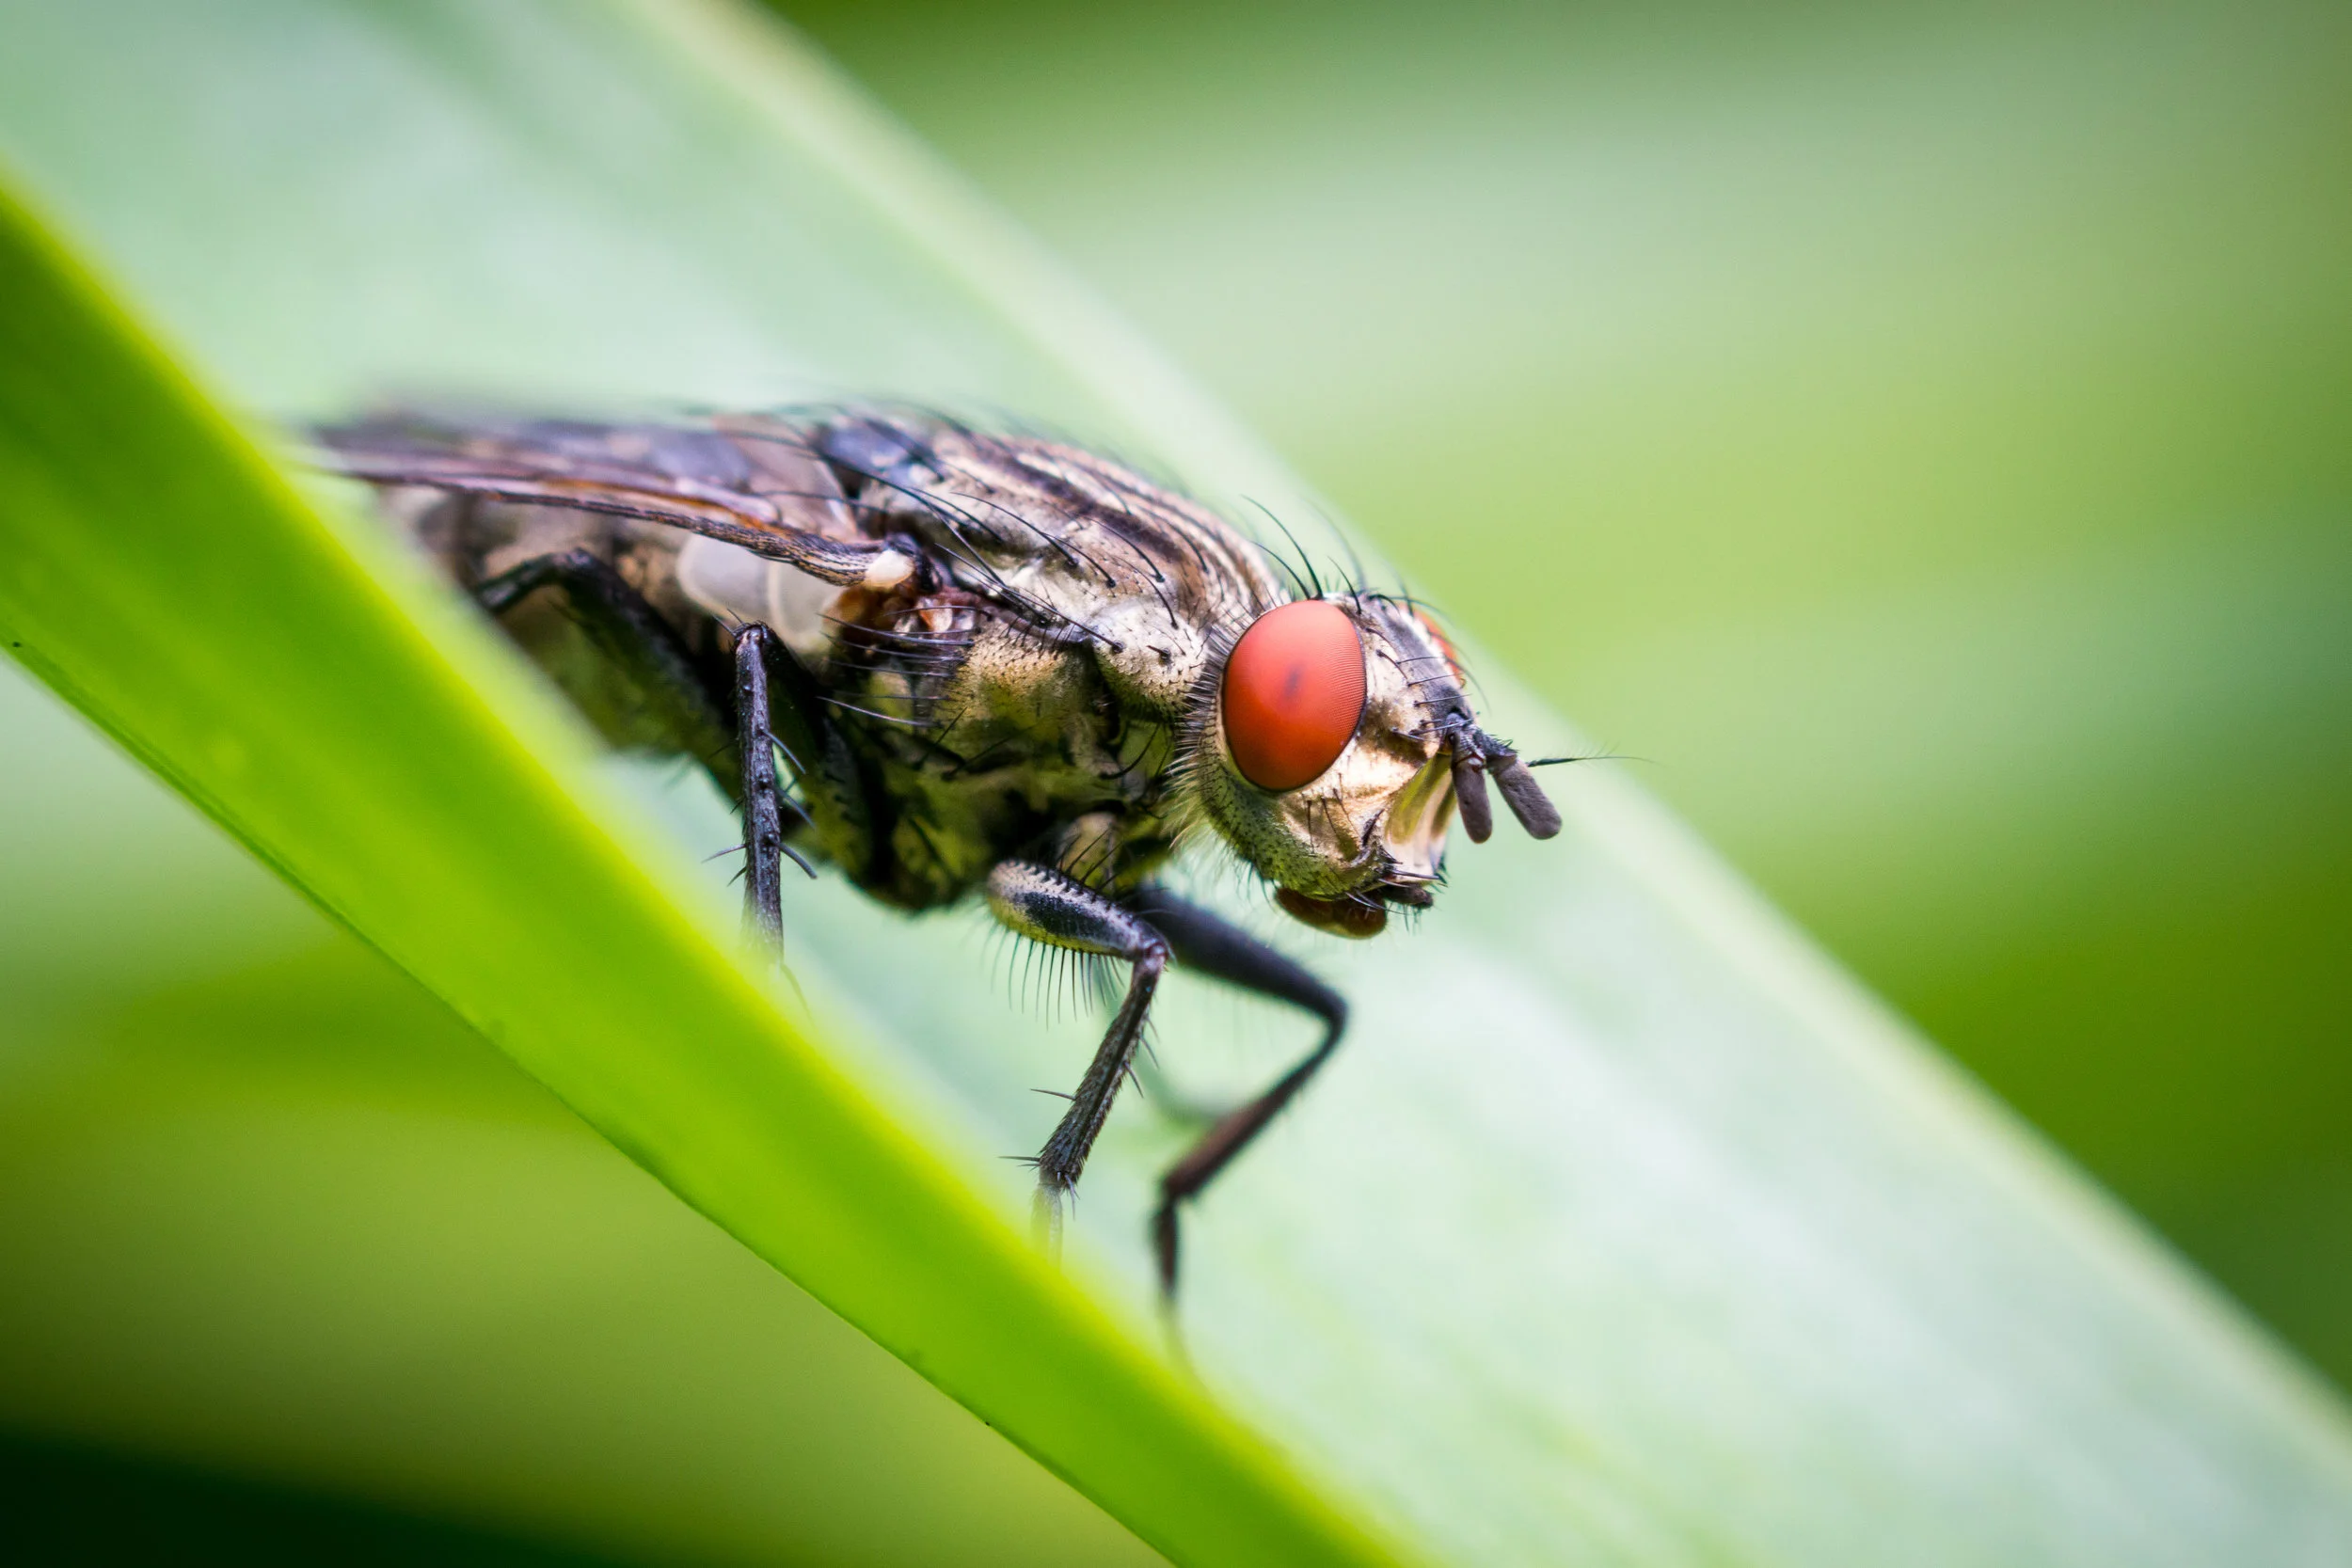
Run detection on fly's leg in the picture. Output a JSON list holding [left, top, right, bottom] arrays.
[[744, 625, 876, 886], [731, 626, 791, 949], [1123, 888, 1347, 1301], [986, 863, 1171, 1252], [472, 551, 806, 945], [735, 622, 885, 945]]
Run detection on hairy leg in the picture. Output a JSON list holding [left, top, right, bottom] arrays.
[[473, 551, 809, 940], [730, 625, 791, 947], [746, 623, 876, 886], [987, 863, 1172, 1248]]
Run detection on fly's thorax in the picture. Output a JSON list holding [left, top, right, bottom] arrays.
[[942, 617, 1081, 731], [1087, 595, 1221, 720], [825, 419, 1283, 722], [1188, 594, 1460, 903]]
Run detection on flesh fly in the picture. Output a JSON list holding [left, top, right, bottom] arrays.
[[320, 410, 1560, 1294]]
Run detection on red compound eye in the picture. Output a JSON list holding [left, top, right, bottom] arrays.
[[1221, 600, 1367, 791]]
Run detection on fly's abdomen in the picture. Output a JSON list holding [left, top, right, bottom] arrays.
[[395, 493, 734, 768]]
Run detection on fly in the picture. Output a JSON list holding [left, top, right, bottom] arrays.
[[317, 409, 1561, 1297]]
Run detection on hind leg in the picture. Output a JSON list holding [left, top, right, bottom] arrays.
[[1123, 888, 1347, 1301]]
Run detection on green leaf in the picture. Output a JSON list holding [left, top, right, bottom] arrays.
[[1, 2, 2348, 1564], [0, 25, 1388, 1568]]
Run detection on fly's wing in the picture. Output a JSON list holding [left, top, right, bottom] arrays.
[[316, 414, 914, 590], [814, 415, 1286, 715]]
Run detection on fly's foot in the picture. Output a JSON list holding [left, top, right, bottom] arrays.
[[1030, 1177, 1069, 1266], [1031, 1132, 1085, 1268], [1152, 1184, 1184, 1302]]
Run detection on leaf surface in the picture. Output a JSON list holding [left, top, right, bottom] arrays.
[[1, 2, 2348, 1563]]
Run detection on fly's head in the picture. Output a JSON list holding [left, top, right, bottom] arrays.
[[1185, 593, 1561, 939]]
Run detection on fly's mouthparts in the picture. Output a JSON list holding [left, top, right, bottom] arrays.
[[1276, 887, 1390, 940]]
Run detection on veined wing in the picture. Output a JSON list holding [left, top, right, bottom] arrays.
[[315, 414, 914, 590]]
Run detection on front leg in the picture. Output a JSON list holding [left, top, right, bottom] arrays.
[[986, 863, 1170, 1242]]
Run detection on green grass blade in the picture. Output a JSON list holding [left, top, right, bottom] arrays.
[[0, 178, 1398, 1568], [3, 3, 2351, 1563]]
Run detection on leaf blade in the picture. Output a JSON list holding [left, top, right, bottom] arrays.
[[0, 176, 1407, 1568], [1, 2, 2350, 1563]]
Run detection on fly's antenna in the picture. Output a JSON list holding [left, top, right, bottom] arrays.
[[1523, 749, 1649, 768]]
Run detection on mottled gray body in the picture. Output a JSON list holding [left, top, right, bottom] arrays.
[[370, 412, 1285, 910], [325, 408, 1556, 1294]]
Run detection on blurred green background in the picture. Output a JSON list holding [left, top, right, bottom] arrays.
[[784, 0, 2352, 1375], [2, 0, 2347, 1560]]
